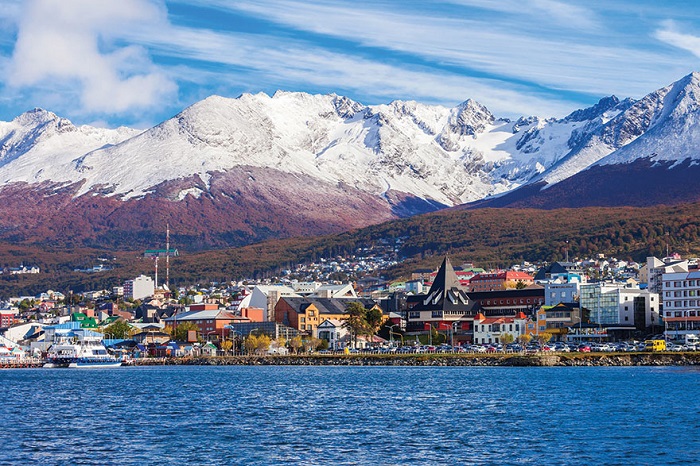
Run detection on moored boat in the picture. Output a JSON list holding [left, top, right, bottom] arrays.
[[44, 323, 122, 368]]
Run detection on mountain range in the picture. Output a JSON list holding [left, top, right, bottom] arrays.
[[2, 72, 700, 250]]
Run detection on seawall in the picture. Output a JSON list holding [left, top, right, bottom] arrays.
[[130, 353, 700, 367]]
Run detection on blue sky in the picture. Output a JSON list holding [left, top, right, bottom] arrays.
[[1, 0, 700, 128]]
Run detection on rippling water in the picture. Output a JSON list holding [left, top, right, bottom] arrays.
[[2, 366, 699, 465]]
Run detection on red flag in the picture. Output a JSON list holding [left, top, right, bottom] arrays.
[[438, 322, 450, 330], [424, 322, 431, 331]]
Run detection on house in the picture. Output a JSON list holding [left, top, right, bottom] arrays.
[[317, 319, 349, 350], [133, 330, 171, 345], [468, 270, 535, 292], [530, 303, 581, 341], [274, 297, 381, 336], [312, 283, 358, 299], [162, 309, 237, 340], [534, 262, 585, 283], [472, 312, 529, 345]]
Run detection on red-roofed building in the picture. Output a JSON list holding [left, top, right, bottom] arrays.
[[473, 312, 529, 344], [468, 271, 535, 292]]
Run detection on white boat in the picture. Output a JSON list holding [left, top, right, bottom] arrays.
[[44, 323, 122, 368]]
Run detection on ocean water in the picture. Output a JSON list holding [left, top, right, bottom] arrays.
[[1, 365, 698, 465]]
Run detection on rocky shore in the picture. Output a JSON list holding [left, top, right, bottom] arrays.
[[130, 352, 700, 367]]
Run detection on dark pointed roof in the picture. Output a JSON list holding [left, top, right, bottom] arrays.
[[413, 256, 473, 312], [427, 256, 466, 296]]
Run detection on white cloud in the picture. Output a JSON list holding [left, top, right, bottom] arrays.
[[655, 21, 700, 58], [123, 18, 573, 117], [192, 0, 684, 99], [7, 0, 176, 115]]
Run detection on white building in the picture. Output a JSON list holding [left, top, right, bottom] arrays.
[[316, 319, 349, 350], [579, 282, 659, 328], [312, 283, 357, 299], [291, 281, 322, 295], [644, 256, 688, 294], [124, 275, 155, 301], [661, 271, 700, 342], [544, 282, 580, 306], [473, 312, 528, 345]]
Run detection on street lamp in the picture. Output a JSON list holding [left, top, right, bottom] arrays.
[[388, 324, 399, 346]]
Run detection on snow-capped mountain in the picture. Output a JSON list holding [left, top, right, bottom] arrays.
[[470, 72, 700, 209], [2, 72, 700, 248], [0, 90, 616, 206]]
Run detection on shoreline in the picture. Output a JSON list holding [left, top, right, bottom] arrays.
[[128, 352, 700, 367]]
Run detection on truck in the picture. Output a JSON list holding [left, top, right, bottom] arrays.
[[644, 339, 666, 352]]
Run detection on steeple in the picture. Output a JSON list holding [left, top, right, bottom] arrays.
[[415, 256, 471, 311], [426, 256, 467, 298]]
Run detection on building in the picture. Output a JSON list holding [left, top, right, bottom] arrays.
[[162, 309, 237, 340], [579, 282, 659, 334], [274, 297, 380, 336], [405, 257, 476, 335], [238, 285, 301, 321], [468, 288, 545, 318], [316, 319, 349, 350], [531, 303, 581, 341], [544, 282, 580, 306], [473, 312, 528, 345], [661, 271, 700, 342], [534, 262, 584, 283], [468, 271, 535, 292], [124, 275, 155, 301], [644, 256, 688, 295]]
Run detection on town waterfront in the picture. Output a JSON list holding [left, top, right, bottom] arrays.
[[2, 365, 699, 465]]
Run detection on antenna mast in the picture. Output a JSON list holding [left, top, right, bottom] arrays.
[[166, 223, 170, 289]]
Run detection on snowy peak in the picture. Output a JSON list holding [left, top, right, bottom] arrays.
[[0, 108, 76, 166], [593, 72, 700, 166], [564, 96, 622, 122]]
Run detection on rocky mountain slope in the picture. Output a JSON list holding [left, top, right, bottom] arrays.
[[1, 72, 700, 249]]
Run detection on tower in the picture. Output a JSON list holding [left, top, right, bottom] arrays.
[[144, 224, 179, 290]]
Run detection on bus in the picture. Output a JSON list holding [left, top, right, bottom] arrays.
[[644, 339, 666, 352]]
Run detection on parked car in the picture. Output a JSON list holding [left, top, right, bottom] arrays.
[[578, 344, 591, 353]]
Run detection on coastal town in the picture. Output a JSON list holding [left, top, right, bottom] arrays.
[[1, 250, 699, 368]]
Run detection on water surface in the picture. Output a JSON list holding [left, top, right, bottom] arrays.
[[1, 366, 698, 465]]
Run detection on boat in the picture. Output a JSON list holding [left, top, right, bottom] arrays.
[[44, 323, 122, 368]]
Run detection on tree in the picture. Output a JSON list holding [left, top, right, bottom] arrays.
[[303, 337, 321, 353], [104, 320, 134, 339], [500, 333, 515, 345], [172, 322, 199, 342], [254, 334, 272, 355], [343, 302, 384, 348], [518, 334, 532, 346], [220, 340, 233, 355], [244, 335, 258, 354], [343, 302, 367, 348], [364, 307, 384, 341], [537, 331, 553, 346], [289, 336, 303, 354]]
